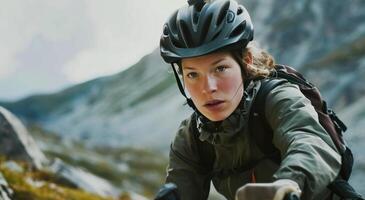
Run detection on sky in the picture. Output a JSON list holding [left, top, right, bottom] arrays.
[[0, 0, 185, 101]]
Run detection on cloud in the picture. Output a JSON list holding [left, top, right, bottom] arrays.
[[63, 0, 186, 83], [0, 0, 92, 99], [0, 0, 89, 61], [0, 66, 14, 78], [0, 0, 185, 100]]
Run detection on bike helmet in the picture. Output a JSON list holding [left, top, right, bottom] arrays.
[[160, 0, 254, 63]]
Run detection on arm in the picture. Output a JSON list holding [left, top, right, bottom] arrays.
[[265, 83, 341, 199], [166, 117, 212, 200]]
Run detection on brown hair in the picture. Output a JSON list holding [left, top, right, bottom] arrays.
[[176, 42, 276, 80], [231, 42, 276, 80]]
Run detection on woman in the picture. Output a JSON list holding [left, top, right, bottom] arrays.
[[159, 0, 342, 199]]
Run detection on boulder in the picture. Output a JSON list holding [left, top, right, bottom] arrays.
[[0, 172, 13, 200], [0, 106, 48, 169], [48, 158, 119, 198], [0, 107, 149, 199], [47, 159, 149, 199]]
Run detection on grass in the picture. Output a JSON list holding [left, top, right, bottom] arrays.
[[43, 146, 167, 198], [0, 158, 114, 200], [26, 123, 168, 199]]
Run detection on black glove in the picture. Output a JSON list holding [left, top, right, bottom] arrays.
[[154, 183, 180, 200]]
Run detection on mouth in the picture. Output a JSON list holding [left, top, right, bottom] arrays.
[[204, 100, 225, 108]]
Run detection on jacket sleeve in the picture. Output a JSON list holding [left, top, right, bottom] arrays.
[[264, 82, 342, 199], [165, 117, 212, 200]]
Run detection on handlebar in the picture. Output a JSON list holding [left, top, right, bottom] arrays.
[[154, 183, 300, 200]]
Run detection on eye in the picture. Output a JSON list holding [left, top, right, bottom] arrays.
[[186, 72, 198, 79], [215, 65, 228, 73]]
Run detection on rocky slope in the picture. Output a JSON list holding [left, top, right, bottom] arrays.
[[1, 0, 364, 196]]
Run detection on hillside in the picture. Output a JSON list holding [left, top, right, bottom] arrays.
[[1, 0, 364, 196]]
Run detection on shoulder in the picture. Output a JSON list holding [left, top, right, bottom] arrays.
[[263, 80, 321, 133], [170, 113, 214, 171], [264, 80, 314, 115], [252, 78, 313, 118], [171, 113, 200, 156], [174, 112, 198, 142], [266, 80, 305, 102]]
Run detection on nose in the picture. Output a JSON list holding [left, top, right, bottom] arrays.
[[202, 75, 217, 94]]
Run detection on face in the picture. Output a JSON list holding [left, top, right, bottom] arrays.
[[181, 51, 244, 121]]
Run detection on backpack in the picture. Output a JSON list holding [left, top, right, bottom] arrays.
[[249, 64, 363, 200]]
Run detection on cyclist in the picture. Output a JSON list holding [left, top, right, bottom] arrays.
[[159, 0, 342, 199]]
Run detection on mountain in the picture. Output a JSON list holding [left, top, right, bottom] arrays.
[[1, 0, 365, 195], [0, 49, 192, 150]]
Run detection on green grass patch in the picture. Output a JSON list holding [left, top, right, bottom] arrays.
[[0, 158, 113, 200]]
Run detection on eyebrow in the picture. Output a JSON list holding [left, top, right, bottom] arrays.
[[211, 58, 225, 66], [183, 58, 226, 70]]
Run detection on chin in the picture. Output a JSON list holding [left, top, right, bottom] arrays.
[[198, 107, 232, 121], [205, 113, 229, 122]]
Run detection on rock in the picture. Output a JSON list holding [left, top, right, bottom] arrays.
[[0, 172, 13, 200], [0, 106, 49, 169], [0, 106, 149, 199], [47, 158, 120, 198], [2, 161, 23, 173], [46, 158, 150, 199]]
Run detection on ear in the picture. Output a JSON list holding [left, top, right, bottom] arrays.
[[244, 50, 253, 65]]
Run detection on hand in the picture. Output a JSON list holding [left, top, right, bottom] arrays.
[[235, 179, 302, 200], [154, 183, 180, 200]]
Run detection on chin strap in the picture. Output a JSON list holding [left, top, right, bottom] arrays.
[[171, 63, 196, 109]]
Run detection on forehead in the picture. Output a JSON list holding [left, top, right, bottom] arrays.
[[181, 51, 233, 69]]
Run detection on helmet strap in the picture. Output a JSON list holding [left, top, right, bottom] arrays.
[[171, 63, 196, 109]]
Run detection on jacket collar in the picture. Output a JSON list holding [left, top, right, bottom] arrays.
[[196, 80, 261, 145]]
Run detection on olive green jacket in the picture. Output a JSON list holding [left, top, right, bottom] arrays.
[[166, 81, 341, 200]]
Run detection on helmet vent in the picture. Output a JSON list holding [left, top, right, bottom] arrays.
[[188, 0, 205, 6], [169, 11, 179, 32], [171, 37, 183, 48], [163, 25, 169, 36], [201, 14, 213, 42], [212, 30, 221, 41], [193, 3, 204, 25], [179, 21, 193, 47], [194, 2, 205, 12], [230, 21, 246, 38], [193, 12, 199, 24], [216, 1, 230, 26], [237, 6, 243, 15]]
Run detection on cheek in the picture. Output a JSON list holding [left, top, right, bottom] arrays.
[[219, 75, 242, 94], [185, 83, 201, 100]]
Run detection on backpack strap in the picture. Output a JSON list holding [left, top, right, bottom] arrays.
[[328, 178, 365, 200]]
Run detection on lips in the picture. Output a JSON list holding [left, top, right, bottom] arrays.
[[204, 99, 225, 110]]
